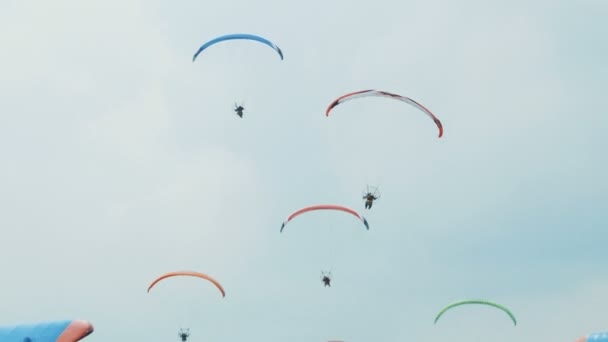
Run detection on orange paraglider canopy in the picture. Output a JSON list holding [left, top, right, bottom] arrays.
[[147, 271, 226, 297]]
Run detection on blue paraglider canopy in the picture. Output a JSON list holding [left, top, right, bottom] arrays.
[[192, 33, 284, 61], [0, 320, 94, 342]]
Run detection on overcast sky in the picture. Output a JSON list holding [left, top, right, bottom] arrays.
[[0, 0, 606, 341]]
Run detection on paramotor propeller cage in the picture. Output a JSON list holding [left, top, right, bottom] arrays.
[[178, 328, 190, 342], [363, 185, 381, 199]]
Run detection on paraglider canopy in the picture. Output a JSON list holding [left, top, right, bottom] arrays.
[[0, 320, 94, 342], [325, 89, 443, 138], [434, 300, 517, 326], [280, 204, 370, 232], [193, 33, 284, 62], [147, 272, 224, 342], [147, 271, 226, 298], [576, 332, 608, 342]]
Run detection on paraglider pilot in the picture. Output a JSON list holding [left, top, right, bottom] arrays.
[[178, 328, 190, 342], [234, 103, 244, 118], [363, 193, 378, 209], [321, 271, 332, 287]]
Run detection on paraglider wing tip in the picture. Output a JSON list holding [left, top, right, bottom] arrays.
[[192, 48, 204, 62], [325, 102, 338, 116], [436, 119, 444, 138], [277, 47, 284, 60]]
